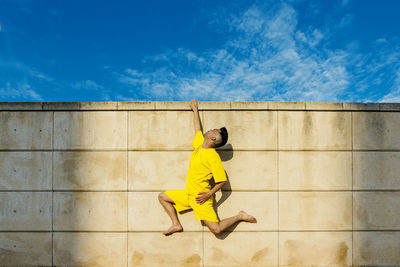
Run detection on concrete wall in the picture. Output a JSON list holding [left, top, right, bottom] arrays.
[[0, 101, 400, 267]]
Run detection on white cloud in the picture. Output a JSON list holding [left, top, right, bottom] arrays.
[[379, 70, 400, 102], [71, 80, 104, 91], [0, 82, 43, 101], [0, 60, 52, 101], [0, 60, 53, 81], [339, 14, 353, 28], [114, 3, 350, 101]]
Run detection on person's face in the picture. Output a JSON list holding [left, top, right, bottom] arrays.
[[205, 128, 221, 140]]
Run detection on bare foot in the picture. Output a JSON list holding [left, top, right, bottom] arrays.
[[239, 211, 257, 223], [163, 225, 183, 236]]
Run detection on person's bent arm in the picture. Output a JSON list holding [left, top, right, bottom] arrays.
[[196, 181, 226, 204], [189, 99, 202, 133]]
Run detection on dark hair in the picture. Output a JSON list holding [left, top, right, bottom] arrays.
[[215, 127, 228, 148]]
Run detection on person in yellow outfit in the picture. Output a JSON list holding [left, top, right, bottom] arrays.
[[158, 99, 257, 236]]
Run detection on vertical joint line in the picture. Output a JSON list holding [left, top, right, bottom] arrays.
[[276, 110, 279, 266], [202, 227, 204, 267], [351, 111, 354, 267], [202, 110, 205, 132], [51, 111, 54, 266], [126, 111, 129, 267]]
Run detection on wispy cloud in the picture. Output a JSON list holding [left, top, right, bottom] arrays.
[[0, 60, 49, 101], [71, 80, 104, 91], [0, 58, 112, 101], [112, 1, 400, 102], [380, 70, 400, 102], [0, 60, 53, 81], [0, 82, 43, 101], [114, 2, 351, 101]]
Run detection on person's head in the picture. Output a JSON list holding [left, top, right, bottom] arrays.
[[204, 127, 228, 148]]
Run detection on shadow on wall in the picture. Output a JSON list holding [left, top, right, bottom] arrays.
[[52, 110, 128, 266], [352, 112, 400, 266], [209, 145, 238, 240]]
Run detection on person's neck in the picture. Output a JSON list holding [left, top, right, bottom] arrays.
[[202, 141, 214, 149]]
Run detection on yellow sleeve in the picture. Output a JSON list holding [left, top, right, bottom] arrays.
[[192, 130, 204, 149], [209, 153, 227, 183]]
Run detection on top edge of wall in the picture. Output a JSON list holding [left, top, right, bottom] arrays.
[[0, 101, 399, 111]]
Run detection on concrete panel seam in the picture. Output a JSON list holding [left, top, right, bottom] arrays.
[[202, 226, 204, 267], [2, 229, 400, 232], [0, 230, 54, 233], [351, 111, 354, 267], [9, 148, 400, 152], [51, 111, 54, 267], [4, 189, 400, 192], [277, 110, 280, 266], [126, 110, 128, 267]]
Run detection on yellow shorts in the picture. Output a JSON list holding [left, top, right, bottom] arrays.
[[164, 190, 219, 222]]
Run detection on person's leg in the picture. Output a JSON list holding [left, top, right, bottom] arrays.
[[158, 192, 183, 235], [203, 211, 257, 234]]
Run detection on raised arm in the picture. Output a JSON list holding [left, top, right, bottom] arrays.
[[189, 99, 202, 133]]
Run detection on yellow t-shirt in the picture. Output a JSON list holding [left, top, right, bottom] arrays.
[[185, 130, 227, 196]]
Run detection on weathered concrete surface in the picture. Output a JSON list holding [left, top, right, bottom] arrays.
[[354, 152, 400, 190], [279, 232, 352, 266], [353, 231, 400, 266], [279, 192, 352, 231], [53, 151, 127, 190], [204, 111, 277, 150], [279, 111, 351, 150], [0, 112, 52, 149], [220, 151, 277, 190], [0, 232, 52, 266], [53, 232, 127, 267], [204, 232, 278, 267], [0, 152, 52, 190], [353, 112, 400, 150], [53, 192, 127, 231], [128, 151, 191, 190], [353, 192, 400, 230], [1, 101, 400, 267], [128, 232, 203, 267], [214, 191, 278, 231], [54, 111, 127, 149], [0, 192, 52, 231], [279, 151, 352, 190], [128, 111, 198, 150]]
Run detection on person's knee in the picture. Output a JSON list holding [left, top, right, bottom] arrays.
[[208, 224, 221, 234], [158, 192, 167, 202]]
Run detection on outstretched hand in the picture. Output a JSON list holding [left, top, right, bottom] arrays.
[[189, 99, 198, 111], [196, 192, 211, 204]]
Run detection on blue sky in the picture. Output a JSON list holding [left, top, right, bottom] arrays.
[[1, 0, 400, 102]]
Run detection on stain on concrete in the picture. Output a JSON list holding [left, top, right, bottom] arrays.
[[182, 253, 201, 267], [251, 247, 268, 262], [302, 112, 313, 136], [335, 241, 348, 265], [211, 247, 224, 262], [355, 196, 370, 228], [333, 112, 347, 132], [285, 239, 303, 266], [131, 251, 144, 265]]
